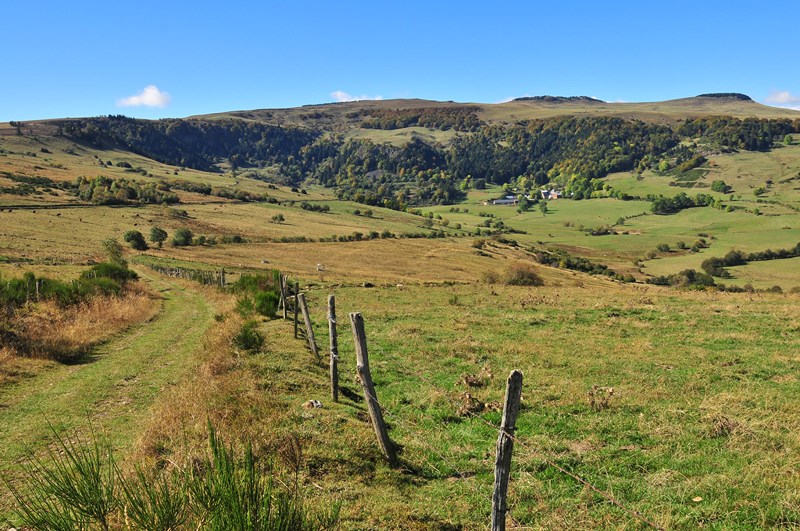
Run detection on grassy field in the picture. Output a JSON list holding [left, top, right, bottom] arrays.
[[285, 280, 800, 529], [2, 102, 800, 528]]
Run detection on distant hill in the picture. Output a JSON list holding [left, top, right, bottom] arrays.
[[2, 93, 799, 210]]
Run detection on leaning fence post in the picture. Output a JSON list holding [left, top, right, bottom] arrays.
[[492, 370, 523, 531], [297, 293, 320, 360], [280, 275, 288, 320], [328, 294, 339, 402], [293, 282, 300, 339], [350, 312, 398, 467]]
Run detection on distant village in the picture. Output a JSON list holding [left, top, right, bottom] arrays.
[[484, 189, 563, 206]]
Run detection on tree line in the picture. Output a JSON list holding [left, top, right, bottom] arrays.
[[53, 112, 800, 210]]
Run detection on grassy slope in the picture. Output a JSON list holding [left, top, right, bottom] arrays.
[[0, 269, 215, 516], [227, 279, 800, 529]]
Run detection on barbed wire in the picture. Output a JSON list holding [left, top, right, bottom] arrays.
[[383, 359, 664, 530], [293, 297, 664, 530]]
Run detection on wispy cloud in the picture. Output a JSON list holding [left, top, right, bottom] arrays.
[[764, 90, 800, 110], [117, 85, 171, 108], [330, 90, 382, 102]]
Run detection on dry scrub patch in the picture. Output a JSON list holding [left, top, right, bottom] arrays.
[[1, 286, 159, 382]]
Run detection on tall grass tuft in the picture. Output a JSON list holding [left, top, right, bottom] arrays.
[[7, 422, 340, 530], [7, 425, 117, 531], [189, 423, 339, 530], [119, 465, 189, 530]]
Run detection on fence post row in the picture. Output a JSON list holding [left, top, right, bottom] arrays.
[[328, 294, 339, 402], [350, 312, 398, 467], [297, 293, 320, 361], [491, 370, 524, 531]]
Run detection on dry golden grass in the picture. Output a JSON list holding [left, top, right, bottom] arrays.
[[2, 287, 159, 366], [129, 292, 276, 468]]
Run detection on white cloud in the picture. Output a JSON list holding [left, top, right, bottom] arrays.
[[763, 90, 800, 110], [330, 90, 383, 102], [117, 85, 171, 108]]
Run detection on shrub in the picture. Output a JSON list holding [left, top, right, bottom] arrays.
[[149, 227, 168, 248], [82, 262, 138, 283], [124, 230, 148, 251], [7, 423, 339, 530], [233, 320, 265, 353], [254, 291, 279, 318], [504, 263, 544, 286], [656, 243, 671, 252], [482, 270, 500, 284], [102, 237, 126, 267], [172, 228, 194, 246], [711, 180, 732, 193]]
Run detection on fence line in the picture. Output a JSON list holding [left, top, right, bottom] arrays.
[[285, 290, 664, 530], [141, 263, 226, 287]]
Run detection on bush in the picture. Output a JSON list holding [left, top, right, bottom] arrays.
[[82, 262, 138, 284], [7, 423, 339, 530], [482, 270, 500, 284], [504, 263, 544, 286], [233, 320, 265, 353], [254, 291, 279, 318], [172, 228, 194, 246], [149, 226, 167, 248], [124, 230, 148, 251]]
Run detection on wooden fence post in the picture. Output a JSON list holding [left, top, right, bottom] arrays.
[[328, 294, 339, 402], [350, 312, 398, 467], [220, 268, 226, 288], [293, 282, 299, 339], [280, 275, 288, 320], [492, 370, 523, 531], [297, 293, 319, 360]]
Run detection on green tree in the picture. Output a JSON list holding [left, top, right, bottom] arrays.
[[123, 230, 148, 251], [172, 228, 194, 247], [102, 238, 127, 267], [785, 134, 793, 145], [149, 227, 168, 248], [539, 201, 548, 216], [711, 180, 731, 193]]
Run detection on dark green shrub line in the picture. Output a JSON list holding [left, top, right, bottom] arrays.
[[701, 242, 800, 278], [0, 263, 137, 311], [529, 247, 634, 282]]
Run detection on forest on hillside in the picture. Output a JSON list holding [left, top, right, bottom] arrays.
[[53, 113, 800, 209]]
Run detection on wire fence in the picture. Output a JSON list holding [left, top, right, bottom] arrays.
[[322, 310, 664, 530]]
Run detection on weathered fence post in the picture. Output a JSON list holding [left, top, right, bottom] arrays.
[[293, 282, 300, 339], [35, 280, 41, 301], [220, 268, 226, 288], [328, 294, 339, 402], [280, 274, 288, 320], [350, 312, 398, 467], [492, 370, 523, 531], [297, 293, 320, 360]]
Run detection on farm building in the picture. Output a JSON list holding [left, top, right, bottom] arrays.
[[541, 189, 563, 200], [488, 195, 519, 206]]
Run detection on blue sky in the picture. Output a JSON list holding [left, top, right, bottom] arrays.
[[4, 0, 799, 121]]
